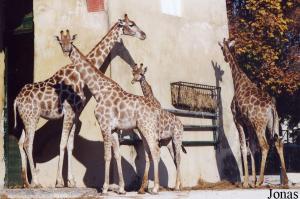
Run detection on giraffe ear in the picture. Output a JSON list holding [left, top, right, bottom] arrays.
[[72, 34, 77, 41], [218, 41, 222, 48], [132, 63, 138, 70], [143, 66, 148, 74], [228, 40, 235, 48], [55, 36, 60, 41]]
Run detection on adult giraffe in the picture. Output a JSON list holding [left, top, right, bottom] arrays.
[[13, 14, 146, 188], [219, 38, 288, 187], [56, 30, 162, 194]]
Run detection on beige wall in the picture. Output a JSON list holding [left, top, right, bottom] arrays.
[[33, 0, 109, 187], [0, 52, 5, 188], [108, 0, 241, 187], [3, 0, 242, 189]]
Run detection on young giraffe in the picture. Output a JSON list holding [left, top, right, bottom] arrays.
[[13, 14, 146, 188], [219, 38, 288, 187], [131, 63, 186, 192], [56, 30, 162, 194]]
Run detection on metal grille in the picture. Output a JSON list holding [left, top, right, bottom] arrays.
[[4, 109, 22, 187], [171, 81, 218, 112], [4, 52, 22, 187]]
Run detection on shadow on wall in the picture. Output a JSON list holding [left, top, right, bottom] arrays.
[[211, 61, 241, 182], [23, 41, 169, 189]]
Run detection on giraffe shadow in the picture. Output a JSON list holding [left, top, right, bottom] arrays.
[[211, 60, 241, 182], [33, 39, 136, 161]]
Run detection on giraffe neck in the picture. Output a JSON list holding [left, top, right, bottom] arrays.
[[69, 45, 112, 98], [225, 47, 251, 90], [140, 77, 157, 102], [86, 23, 122, 68]]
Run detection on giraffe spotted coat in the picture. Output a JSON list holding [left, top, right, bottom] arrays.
[[219, 38, 288, 188], [131, 63, 186, 191], [13, 15, 146, 188], [57, 29, 162, 194]]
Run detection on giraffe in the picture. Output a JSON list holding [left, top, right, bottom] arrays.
[[218, 38, 288, 188], [13, 14, 146, 188], [131, 63, 186, 192], [56, 30, 162, 194]]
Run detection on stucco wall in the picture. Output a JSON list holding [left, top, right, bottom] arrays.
[[0, 52, 5, 188], [107, 0, 241, 187], [25, 0, 241, 189], [33, 0, 109, 187]]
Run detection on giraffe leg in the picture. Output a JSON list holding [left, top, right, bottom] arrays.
[[174, 140, 182, 191], [55, 112, 74, 188], [23, 125, 40, 188], [149, 142, 160, 194], [256, 131, 269, 187], [249, 146, 256, 187], [234, 120, 249, 188], [138, 149, 150, 194], [267, 112, 289, 186], [274, 138, 288, 186], [102, 130, 112, 194], [66, 124, 76, 187], [111, 133, 126, 194], [137, 121, 160, 194], [18, 130, 30, 188]]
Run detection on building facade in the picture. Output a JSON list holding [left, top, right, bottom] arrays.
[[0, 0, 241, 188]]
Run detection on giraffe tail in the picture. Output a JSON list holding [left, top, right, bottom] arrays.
[[271, 107, 280, 141], [13, 99, 17, 129], [181, 145, 187, 153]]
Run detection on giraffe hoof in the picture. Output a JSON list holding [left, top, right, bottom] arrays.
[[67, 179, 76, 188], [102, 188, 109, 195], [55, 182, 65, 188], [282, 178, 289, 187], [149, 188, 159, 195], [101, 191, 109, 195], [30, 183, 42, 188], [255, 181, 263, 187], [117, 189, 126, 195], [23, 182, 30, 188], [249, 183, 256, 188], [138, 188, 146, 194], [242, 182, 250, 188]]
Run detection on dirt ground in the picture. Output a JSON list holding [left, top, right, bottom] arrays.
[[1, 177, 300, 199], [1, 187, 300, 199], [1, 182, 300, 199]]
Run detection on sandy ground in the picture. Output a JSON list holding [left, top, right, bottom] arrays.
[[1, 188, 300, 199], [1, 175, 300, 199]]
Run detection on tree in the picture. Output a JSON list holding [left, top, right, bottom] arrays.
[[226, 0, 300, 126], [227, 0, 300, 95]]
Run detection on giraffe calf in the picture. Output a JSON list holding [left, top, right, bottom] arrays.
[[131, 63, 186, 192]]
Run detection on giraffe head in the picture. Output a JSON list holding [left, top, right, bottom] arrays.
[[218, 38, 235, 63], [131, 63, 147, 84], [56, 30, 77, 56], [118, 14, 146, 40]]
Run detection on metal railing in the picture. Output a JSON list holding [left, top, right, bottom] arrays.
[[119, 83, 221, 148]]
